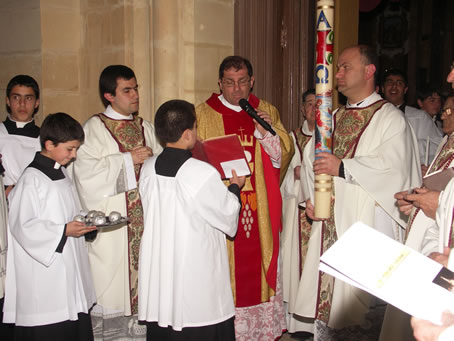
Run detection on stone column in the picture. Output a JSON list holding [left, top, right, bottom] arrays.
[[151, 0, 183, 112]]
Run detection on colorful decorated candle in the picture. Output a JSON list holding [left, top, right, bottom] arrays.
[[314, 0, 334, 218]]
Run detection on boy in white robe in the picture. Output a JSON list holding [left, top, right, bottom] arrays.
[[138, 99, 245, 341], [3, 112, 97, 341], [0, 75, 41, 197]]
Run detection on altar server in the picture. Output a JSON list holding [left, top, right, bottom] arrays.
[[3, 112, 97, 341], [138, 99, 245, 341], [0, 75, 41, 197]]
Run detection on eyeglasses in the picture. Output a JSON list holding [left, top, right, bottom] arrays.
[[221, 78, 251, 88], [442, 108, 453, 116]]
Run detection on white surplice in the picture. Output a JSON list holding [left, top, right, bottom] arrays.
[[69, 105, 162, 316], [406, 134, 453, 252], [422, 177, 454, 259], [280, 121, 314, 333], [412, 177, 454, 341], [0, 121, 40, 186], [0, 175, 7, 298], [380, 134, 451, 341], [138, 154, 240, 330], [403, 105, 442, 165], [297, 92, 421, 330], [3, 162, 96, 326]]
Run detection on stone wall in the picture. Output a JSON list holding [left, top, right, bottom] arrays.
[[0, 0, 234, 124], [0, 1, 42, 123]]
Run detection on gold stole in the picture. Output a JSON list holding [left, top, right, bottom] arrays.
[[316, 100, 386, 323], [98, 114, 145, 315], [406, 134, 454, 238]]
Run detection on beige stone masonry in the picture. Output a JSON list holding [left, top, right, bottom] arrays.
[[0, 0, 234, 125]]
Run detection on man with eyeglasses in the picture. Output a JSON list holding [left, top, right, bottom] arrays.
[[381, 69, 442, 169], [391, 63, 454, 340], [70, 65, 162, 340], [196, 55, 294, 341]]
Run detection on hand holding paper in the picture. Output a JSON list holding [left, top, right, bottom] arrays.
[[319, 222, 454, 326]]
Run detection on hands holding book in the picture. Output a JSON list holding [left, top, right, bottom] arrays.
[[229, 169, 246, 189], [395, 188, 440, 219]]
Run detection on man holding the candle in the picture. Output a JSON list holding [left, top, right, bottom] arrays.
[[297, 45, 421, 338]]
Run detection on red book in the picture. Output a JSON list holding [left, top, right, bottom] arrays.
[[191, 134, 251, 179]]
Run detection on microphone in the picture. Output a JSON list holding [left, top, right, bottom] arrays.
[[239, 98, 276, 136]]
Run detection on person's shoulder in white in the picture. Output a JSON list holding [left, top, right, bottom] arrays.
[[406, 105, 437, 122]]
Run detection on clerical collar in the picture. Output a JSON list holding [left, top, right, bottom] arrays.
[[218, 94, 242, 112], [8, 114, 33, 127], [28, 152, 65, 181], [346, 92, 382, 108], [3, 116, 40, 138], [155, 147, 192, 177], [104, 105, 134, 120]]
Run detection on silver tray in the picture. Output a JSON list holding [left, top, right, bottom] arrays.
[[95, 216, 129, 229]]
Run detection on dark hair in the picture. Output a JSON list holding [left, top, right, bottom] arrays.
[[6, 75, 40, 114], [218, 56, 253, 79], [382, 68, 408, 86], [154, 100, 196, 145], [417, 87, 441, 101], [40, 112, 85, 149], [302, 88, 315, 102], [99, 65, 136, 107], [357, 45, 378, 83]]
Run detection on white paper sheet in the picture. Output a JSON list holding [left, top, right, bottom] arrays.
[[319, 222, 454, 325], [220, 159, 251, 178]]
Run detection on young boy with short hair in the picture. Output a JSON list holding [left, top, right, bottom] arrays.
[[3, 112, 97, 341], [138, 99, 245, 341], [0, 74, 42, 197]]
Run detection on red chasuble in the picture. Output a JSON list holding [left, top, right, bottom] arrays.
[[205, 94, 282, 307]]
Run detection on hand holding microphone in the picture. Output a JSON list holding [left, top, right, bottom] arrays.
[[239, 98, 276, 136]]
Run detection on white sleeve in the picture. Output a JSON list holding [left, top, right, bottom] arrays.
[[8, 174, 64, 267], [122, 152, 137, 191], [71, 117, 131, 207], [254, 129, 282, 168], [421, 221, 442, 256], [280, 135, 300, 200], [302, 136, 315, 204], [193, 170, 241, 238]]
